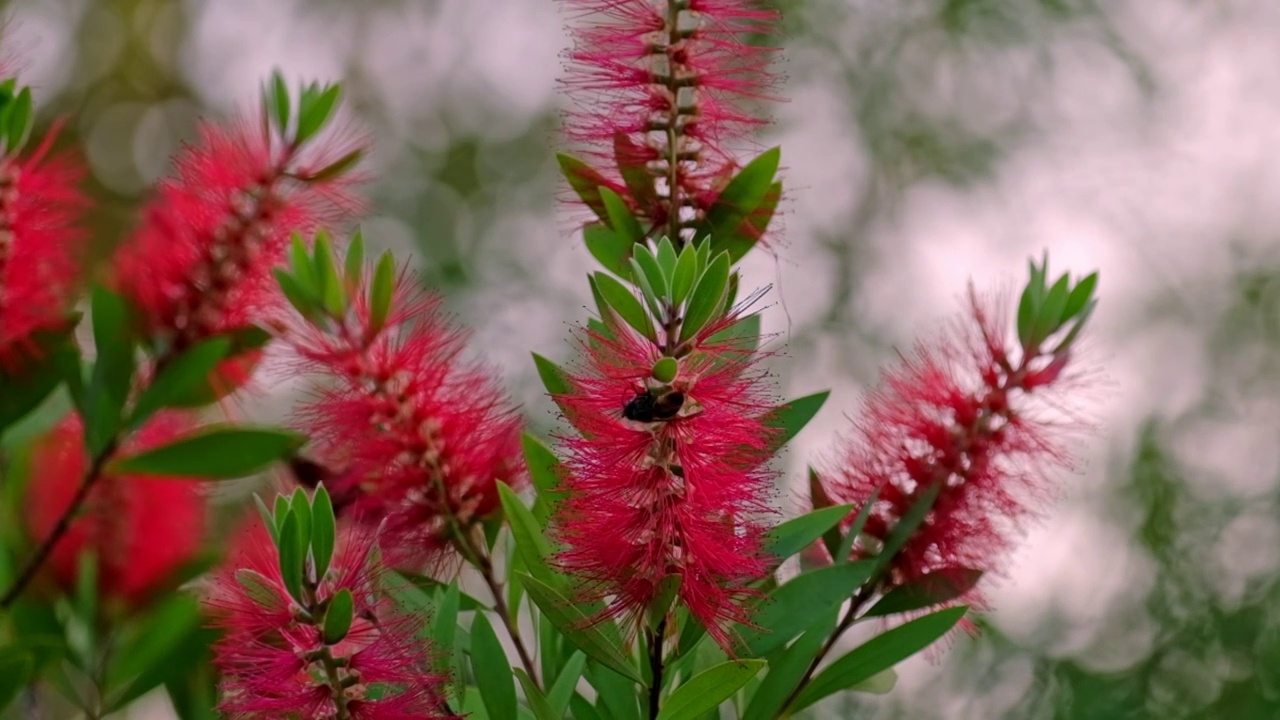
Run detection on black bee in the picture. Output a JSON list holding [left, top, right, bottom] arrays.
[[623, 388, 685, 422]]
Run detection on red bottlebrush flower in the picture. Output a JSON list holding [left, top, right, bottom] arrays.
[[560, 0, 781, 243], [550, 312, 777, 651], [288, 267, 524, 570], [113, 112, 363, 358], [25, 412, 205, 611], [821, 287, 1080, 610], [204, 520, 456, 719], [0, 122, 89, 368]]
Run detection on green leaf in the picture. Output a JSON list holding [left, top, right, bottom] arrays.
[[234, 568, 280, 609], [703, 148, 780, 251], [109, 426, 305, 479], [584, 222, 634, 279], [593, 272, 655, 341], [344, 229, 365, 282], [791, 606, 968, 713], [85, 286, 136, 455], [741, 609, 838, 720], [313, 231, 347, 316], [764, 504, 856, 564], [432, 582, 461, 671], [670, 245, 698, 307], [656, 660, 765, 720], [289, 487, 313, 570], [1035, 273, 1071, 340], [531, 353, 573, 397], [0, 336, 78, 437], [588, 662, 642, 720], [275, 269, 319, 322], [515, 668, 558, 720], [518, 573, 641, 683], [369, 251, 396, 335], [1062, 271, 1098, 322], [837, 487, 879, 563], [0, 650, 35, 712], [557, 153, 611, 220], [102, 594, 204, 711], [307, 148, 364, 183], [570, 694, 605, 720], [762, 391, 829, 453], [864, 569, 983, 618], [873, 482, 943, 575], [632, 245, 669, 301], [706, 312, 761, 354], [277, 510, 305, 604], [470, 614, 517, 720], [629, 257, 665, 321], [323, 588, 354, 644], [547, 651, 586, 718], [295, 83, 340, 144], [740, 560, 877, 656], [311, 486, 336, 581], [497, 483, 560, 587], [600, 187, 645, 243], [269, 71, 289, 133], [253, 494, 279, 544], [6, 87, 32, 149], [130, 338, 232, 427], [679, 251, 730, 344]]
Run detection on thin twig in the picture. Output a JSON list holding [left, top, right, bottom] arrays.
[[0, 444, 115, 609], [648, 617, 668, 719], [475, 549, 541, 690], [777, 584, 876, 716]]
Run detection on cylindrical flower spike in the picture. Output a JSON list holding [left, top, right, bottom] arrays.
[[113, 76, 364, 365], [822, 268, 1096, 610], [25, 412, 206, 612], [560, 0, 781, 244], [280, 235, 525, 570], [205, 491, 456, 719], [0, 80, 89, 370], [550, 291, 778, 652]]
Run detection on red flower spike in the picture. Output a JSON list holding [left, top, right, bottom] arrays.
[[287, 267, 525, 570], [0, 122, 89, 369], [113, 113, 363, 358], [204, 521, 456, 719], [561, 0, 781, 243], [551, 312, 778, 652], [25, 412, 206, 611], [822, 287, 1082, 612]]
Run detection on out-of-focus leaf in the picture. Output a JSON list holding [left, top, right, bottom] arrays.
[[0, 650, 35, 712], [742, 608, 839, 720], [85, 287, 135, 455], [515, 668, 558, 720], [109, 426, 305, 479], [103, 594, 209, 713]]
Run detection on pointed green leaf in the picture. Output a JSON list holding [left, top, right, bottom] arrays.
[[762, 391, 829, 453], [741, 609, 838, 720], [547, 651, 586, 718], [584, 222, 634, 278], [109, 426, 305, 479], [515, 668, 558, 720], [531, 352, 574, 398], [558, 153, 611, 220], [497, 483, 560, 590], [679, 251, 730, 344], [295, 83, 340, 144], [85, 286, 136, 455], [632, 245, 669, 301], [864, 569, 983, 618], [614, 131, 658, 208], [311, 485, 336, 581], [289, 487, 313, 571], [741, 560, 877, 656], [656, 660, 764, 720], [1062, 271, 1098, 322], [270, 71, 289, 132], [764, 504, 856, 564], [594, 272, 655, 341], [130, 338, 231, 427], [704, 148, 781, 247], [470, 613, 518, 720], [519, 573, 640, 683], [670, 245, 698, 307], [343, 229, 365, 283], [277, 511, 305, 604], [369, 251, 396, 335], [791, 606, 967, 712], [600, 186, 645, 243]]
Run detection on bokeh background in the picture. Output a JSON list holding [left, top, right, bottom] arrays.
[[7, 0, 1280, 717]]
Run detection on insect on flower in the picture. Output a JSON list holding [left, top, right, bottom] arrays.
[[622, 385, 687, 422]]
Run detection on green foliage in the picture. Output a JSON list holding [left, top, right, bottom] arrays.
[[740, 561, 877, 656], [764, 504, 856, 564], [1016, 253, 1098, 352], [109, 426, 304, 479], [762, 391, 830, 453], [790, 606, 967, 713], [471, 613, 518, 720], [656, 660, 765, 720]]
